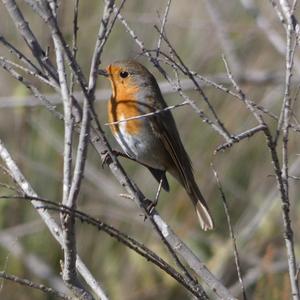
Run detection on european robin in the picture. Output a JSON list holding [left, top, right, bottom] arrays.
[[99, 60, 214, 230]]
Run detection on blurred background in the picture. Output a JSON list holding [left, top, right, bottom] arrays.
[[0, 0, 299, 299]]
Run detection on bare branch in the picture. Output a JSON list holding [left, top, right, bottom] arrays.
[[240, 0, 300, 74], [222, 55, 266, 126], [215, 125, 267, 153], [0, 35, 44, 76], [2, 0, 58, 81], [0, 70, 284, 108], [0, 272, 71, 300], [0, 56, 56, 87], [0, 138, 108, 300], [0, 221, 67, 293], [278, 1, 299, 297], [154, 25, 233, 142], [211, 163, 247, 300], [156, 0, 172, 57], [49, 3, 82, 296], [0, 57, 63, 120], [0, 194, 209, 299]]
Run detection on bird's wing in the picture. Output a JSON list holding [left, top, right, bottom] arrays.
[[149, 98, 194, 193]]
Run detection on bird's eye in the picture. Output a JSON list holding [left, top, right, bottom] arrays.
[[120, 71, 129, 78]]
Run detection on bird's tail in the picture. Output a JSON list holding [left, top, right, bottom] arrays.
[[188, 182, 214, 231], [168, 164, 214, 230]]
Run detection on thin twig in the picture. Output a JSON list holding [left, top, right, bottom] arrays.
[[240, 0, 300, 74], [222, 55, 266, 126], [215, 125, 267, 153], [0, 272, 71, 300], [211, 163, 247, 300], [0, 57, 63, 120], [2, 0, 58, 81], [154, 25, 233, 142], [274, 41, 297, 145], [156, 0, 172, 57], [0, 35, 44, 76], [69, 0, 80, 112], [49, 2, 82, 296], [104, 101, 189, 125], [223, 47, 299, 298], [152, 51, 279, 121], [0, 56, 56, 87]]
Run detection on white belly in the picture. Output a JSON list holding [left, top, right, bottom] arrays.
[[113, 114, 165, 170], [114, 114, 145, 158]]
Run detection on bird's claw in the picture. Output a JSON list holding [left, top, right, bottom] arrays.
[[144, 198, 157, 215], [101, 150, 112, 168], [101, 149, 126, 168]]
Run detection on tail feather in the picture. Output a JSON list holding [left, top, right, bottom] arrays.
[[168, 167, 214, 230], [195, 201, 214, 231], [188, 183, 214, 231]]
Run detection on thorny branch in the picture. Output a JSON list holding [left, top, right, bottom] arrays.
[[0, 271, 71, 300]]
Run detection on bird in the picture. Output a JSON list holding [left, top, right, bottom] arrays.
[[98, 60, 214, 230]]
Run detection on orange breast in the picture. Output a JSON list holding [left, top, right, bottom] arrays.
[[107, 82, 142, 135]]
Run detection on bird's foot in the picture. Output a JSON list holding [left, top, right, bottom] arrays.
[[144, 198, 157, 216], [142, 178, 163, 220], [101, 150, 111, 167], [101, 149, 131, 167]]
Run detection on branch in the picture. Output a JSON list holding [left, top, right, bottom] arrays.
[[211, 163, 247, 300], [215, 125, 267, 153], [104, 101, 189, 125], [49, 3, 82, 296], [0, 57, 63, 120], [2, 0, 58, 81], [0, 71, 284, 108], [0, 35, 44, 78], [0, 138, 108, 300], [0, 221, 67, 293], [0, 272, 71, 300], [221, 45, 300, 298], [240, 0, 300, 74], [278, 1, 299, 297], [156, 0, 172, 57], [0, 194, 208, 299], [154, 25, 233, 142]]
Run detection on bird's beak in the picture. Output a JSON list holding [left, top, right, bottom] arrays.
[[97, 69, 109, 77]]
